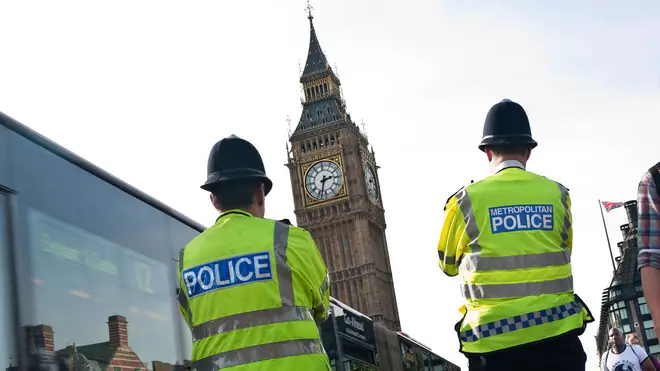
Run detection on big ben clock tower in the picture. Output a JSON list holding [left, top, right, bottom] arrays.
[[286, 9, 401, 331]]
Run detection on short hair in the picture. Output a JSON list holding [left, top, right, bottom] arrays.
[[211, 181, 260, 210], [487, 145, 530, 157]]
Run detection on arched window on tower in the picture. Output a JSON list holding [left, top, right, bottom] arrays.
[[315, 86, 320, 96], [330, 134, 335, 145], [313, 140, 318, 150], [300, 143, 305, 153], [323, 83, 328, 94], [306, 88, 311, 100], [306, 141, 311, 152], [319, 137, 324, 147]]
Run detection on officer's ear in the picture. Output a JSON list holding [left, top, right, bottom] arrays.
[[485, 148, 494, 162], [209, 194, 221, 210], [525, 148, 532, 161], [254, 183, 265, 207]]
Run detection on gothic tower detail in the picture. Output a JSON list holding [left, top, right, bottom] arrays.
[[286, 10, 401, 331]]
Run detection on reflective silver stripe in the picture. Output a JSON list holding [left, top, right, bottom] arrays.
[[319, 274, 329, 296], [457, 189, 482, 255], [191, 339, 326, 371], [313, 274, 329, 317], [461, 276, 573, 300], [437, 251, 457, 265], [274, 222, 294, 307], [556, 183, 571, 250], [191, 306, 313, 342], [461, 250, 571, 271], [177, 249, 193, 324]]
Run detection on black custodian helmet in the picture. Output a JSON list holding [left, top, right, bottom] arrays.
[[478, 99, 538, 152], [201, 135, 273, 195]]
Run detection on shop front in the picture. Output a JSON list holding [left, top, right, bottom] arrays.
[[320, 298, 378, 371]]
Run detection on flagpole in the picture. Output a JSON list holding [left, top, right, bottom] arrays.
[[598, 199, 617, 273]]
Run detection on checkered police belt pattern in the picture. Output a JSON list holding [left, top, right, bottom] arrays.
[[460, 300, 582, 342]]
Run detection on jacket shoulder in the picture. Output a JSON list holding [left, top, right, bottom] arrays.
[[530, 172, 570, 192], [444, 181, 473, 210], [274, 221, 313, 242], [546, 177, 570, 193]]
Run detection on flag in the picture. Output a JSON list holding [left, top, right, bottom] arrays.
[[601, 201, 624, 213]]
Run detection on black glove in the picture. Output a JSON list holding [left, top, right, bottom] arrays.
[[278, 218, 292, 225]]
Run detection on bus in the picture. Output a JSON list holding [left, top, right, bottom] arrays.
[[0, 111, 200, 371]]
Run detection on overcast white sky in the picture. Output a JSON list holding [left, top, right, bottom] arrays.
[[1, 0, 660, 368]]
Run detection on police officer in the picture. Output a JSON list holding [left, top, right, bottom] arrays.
[[177, 135, 331, 371], [436, 100, 594, 371]]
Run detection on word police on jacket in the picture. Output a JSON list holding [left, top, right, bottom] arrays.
[[489, 204, 554, 234], [183, 251, 273, 298]]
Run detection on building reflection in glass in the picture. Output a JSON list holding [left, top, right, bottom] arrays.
[[24, 315, 190, 371]]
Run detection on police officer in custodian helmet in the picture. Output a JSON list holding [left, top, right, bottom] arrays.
[[176, 135, 331, 371], [436, 100, 594, 371]]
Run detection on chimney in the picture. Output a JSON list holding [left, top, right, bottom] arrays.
[[28, 325, 55, 353], [624, 200, 638, 229], [108, 315, 129, 348], [620, 224, 631, 240]]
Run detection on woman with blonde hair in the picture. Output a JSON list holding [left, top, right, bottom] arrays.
[[626, 333, 660, 370]]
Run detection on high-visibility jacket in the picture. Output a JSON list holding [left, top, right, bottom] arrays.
[[437, 165, 594, 355], [177, 210, 331, 370]]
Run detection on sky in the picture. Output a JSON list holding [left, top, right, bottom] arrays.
[[1, 0, 659, 369]]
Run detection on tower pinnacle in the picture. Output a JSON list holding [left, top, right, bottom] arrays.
[[305, 0, 314, 21]]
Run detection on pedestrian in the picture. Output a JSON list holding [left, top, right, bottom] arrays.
[[638, 162, 660, 333], [627, 333, 660, 370], [601, 328, 656, 371], [436, 99, 594, 371], [176, 135, 332, 370]]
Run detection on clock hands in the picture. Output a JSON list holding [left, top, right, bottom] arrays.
[[320, 175, 331, 198]]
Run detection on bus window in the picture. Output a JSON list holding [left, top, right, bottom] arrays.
[[0, 195, 15, 370], [10, 131, 181, 370]]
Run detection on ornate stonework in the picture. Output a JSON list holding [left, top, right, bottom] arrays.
[[286, 13, 401, 331]]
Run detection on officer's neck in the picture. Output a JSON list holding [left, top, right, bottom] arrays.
[[219, 205, 264, 218], [490, 158, 527, 174]]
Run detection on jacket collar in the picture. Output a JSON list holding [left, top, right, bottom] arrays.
[[493, 160, 525, 174], [216, 209, 252, 223]]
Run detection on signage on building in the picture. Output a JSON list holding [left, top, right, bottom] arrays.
[[336, 309, 375, 345]]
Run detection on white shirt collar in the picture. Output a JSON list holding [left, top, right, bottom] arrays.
[[493, 160, 525, 174]]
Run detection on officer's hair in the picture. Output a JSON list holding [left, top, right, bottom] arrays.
[[211, 181, 260, 210], [487, 145, 530, 157]]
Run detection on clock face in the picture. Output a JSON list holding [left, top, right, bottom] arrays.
[[364, 164, 379, 201], [305, 161, 343, 201]]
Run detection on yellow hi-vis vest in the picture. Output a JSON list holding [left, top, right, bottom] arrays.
[[177, 210, 331, 371], [437, 167, 594, 355]]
